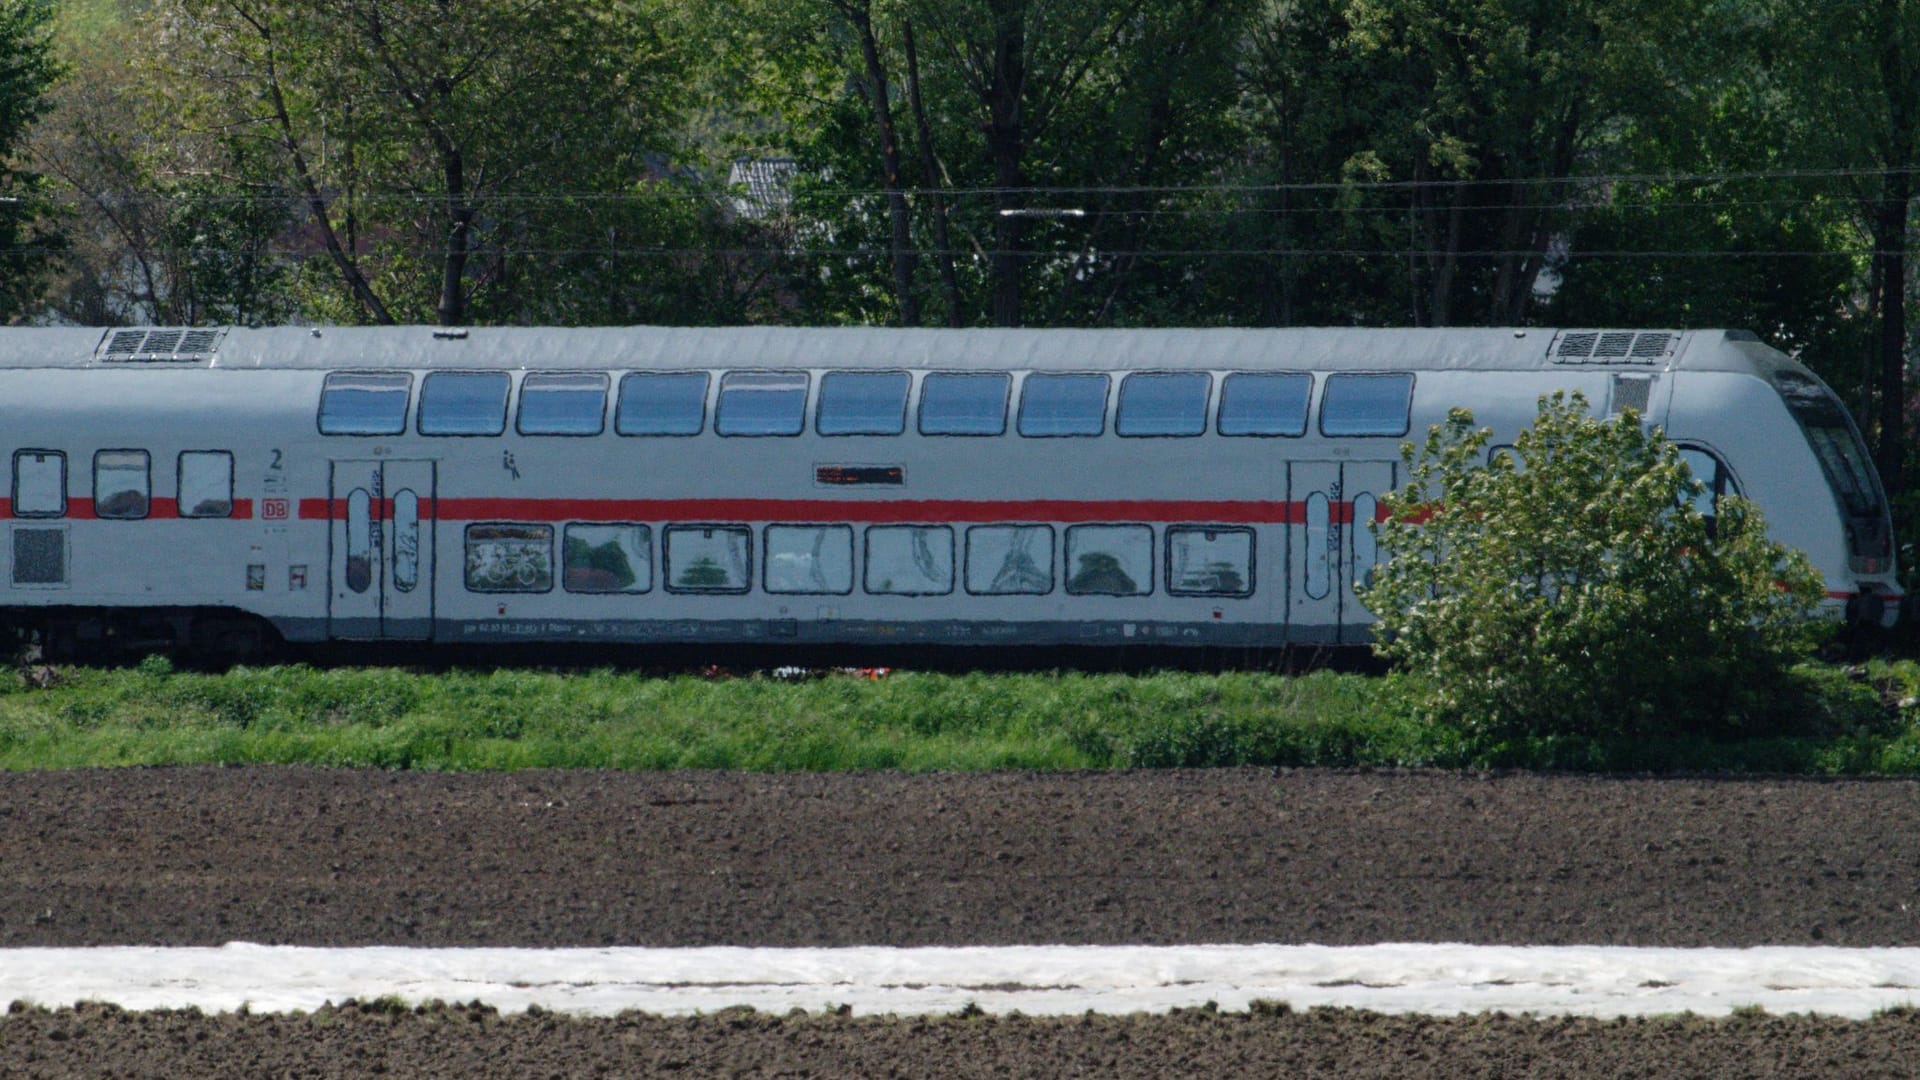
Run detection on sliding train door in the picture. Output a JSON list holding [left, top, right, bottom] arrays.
[[1286, 461, 1397, 645], [327, 460, 437, 640]]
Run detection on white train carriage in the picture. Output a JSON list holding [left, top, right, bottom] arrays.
[[0, 324, 1898, 658]]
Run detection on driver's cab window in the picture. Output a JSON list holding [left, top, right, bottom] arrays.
[[1679, 447, 1737, 531]]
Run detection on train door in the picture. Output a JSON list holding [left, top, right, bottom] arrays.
[[1286, 461, 1397, 645], [328, 460, 437, 641]]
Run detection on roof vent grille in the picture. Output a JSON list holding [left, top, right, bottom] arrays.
[[1550, 329, 1676, 365], [95, 327, 227, 363]]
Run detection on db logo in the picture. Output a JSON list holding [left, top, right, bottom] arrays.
[[262, 498, 290, 521]]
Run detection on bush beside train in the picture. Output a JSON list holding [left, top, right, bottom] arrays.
[[0, 324, 1897, 661]]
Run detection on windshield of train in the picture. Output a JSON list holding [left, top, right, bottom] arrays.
[[1773, 369, 1891, 559]]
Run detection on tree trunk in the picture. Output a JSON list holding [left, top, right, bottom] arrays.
[[1874, 175, 1909, 497], [841, 0, 919, 326], [984, 0, 1027, 327], [438, 144, 471, 327], [905, 19, 963, 326]]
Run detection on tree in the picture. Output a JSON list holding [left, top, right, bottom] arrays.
[[1360, 392, 1826, 740], [150, 0, 691, 326], [0, 0, 63, 321]]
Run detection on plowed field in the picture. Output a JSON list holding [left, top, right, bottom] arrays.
[[5, 767, 1919, 1077]]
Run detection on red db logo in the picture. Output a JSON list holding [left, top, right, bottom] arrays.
[[262, 498, 290, 521]]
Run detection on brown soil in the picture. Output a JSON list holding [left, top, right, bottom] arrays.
[[6, 766, 1920, 1076]]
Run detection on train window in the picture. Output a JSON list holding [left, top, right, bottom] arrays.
[[319, 372, 411, 435], [419, 371, 510, 436], [965, 525, 1054, 595], [1218, 372, 1311, 436], [865, 525, 954, 595], [563, 523, 652, 593], [1018, 373, 1109, 437], [466, 524, 554, 592], [765, 524, 855, 594], [93, 450, 150, 519], [178, 451, 234, 518], [392, 490, 420, 592], [1678, 448, 1738, 523], [616, 372, 709, 436], [1116, 373, 1210, 437], [1304, 492, 1330, 599], [919, 372, 1010, 435], [1065, 524, 1152, 595], [518, 372, 609, 436], [12, 450, 65, 518], [664, 525, 751, 592], [717, 371, 808, 436], [817, 371, 910, 436], [1320, 373, 1414, 437], [1166, 526, 1253, 597], [1350, 493, 1379, 593], [345, 489, 373, 593]]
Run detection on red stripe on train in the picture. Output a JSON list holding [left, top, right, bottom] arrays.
[[0, 498, 253, 521], [297, 497, 1355, 524]]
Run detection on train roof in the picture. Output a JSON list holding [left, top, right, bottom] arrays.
[[0, 325, 1781, 374]]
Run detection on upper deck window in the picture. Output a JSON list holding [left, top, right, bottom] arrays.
[[1320, 373, 1413, 437], [1218, 372, 1311, 436], [517, 372, 608, 436], [178, 451, 234, 518], [1018, 373, 1109, 437], [817, 371, 910, 435], [94, 450, 150, 519], [1116, 372, 1209, 437], [919, 372, 1009, 435], [419, 371, 510, 436], [716, 371, 808, 436], [616, 372, 708, 436], [319, 372, 411, 435]]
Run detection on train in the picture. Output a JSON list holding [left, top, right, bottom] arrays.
[[0, 323, 1897, 662]]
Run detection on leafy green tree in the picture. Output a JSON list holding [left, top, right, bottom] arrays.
[[1360, 392, 1827, 741], [0, 0, 63, 321]]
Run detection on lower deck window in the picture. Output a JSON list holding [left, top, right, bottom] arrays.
[[1167, 526, 1253, 596], [765, 525, 854, 594], [564, 524, 651, 593], [965, 525, 1053, 594], [665, 525, 751, 592], [466, 524, 554, 592], [94, 451, 150, 519], [1066, 524, 1152, 595], [13, 451, 65, 518], [865, 525, 953, 594]]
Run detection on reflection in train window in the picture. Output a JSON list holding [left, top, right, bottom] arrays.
[[345, 488, 373, 593], [965, 525, 1054, 595], [1320, 373, 1414, 437], [616, 372, 709, 435], [419, 371, 511, 435], [665, 525, 751, 592], [518, 372, 609, 436], [865, 525, 954, 594], [564, 523, 651, 593], [1218, 372, 1311, 436], [1167, 526, 1253, 596], [1065, 524, 1152, 595], [1117, 372, 1209, 437], [93, 450, 150, 519], [1018, 373, 1109, 437], [319, 372, 411, 435], [1350, 493, 1378, 593], [717, 371, 808, 436], [12, 450, 65, 518], [178, 451, 234, 518], [765, 524, 855, 594], [465, 523, 554, 592], [919, 372, 1010, 435], [817, 372, 910, 435]]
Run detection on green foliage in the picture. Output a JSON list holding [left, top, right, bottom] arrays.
[[1361, 391, 1830, 741]]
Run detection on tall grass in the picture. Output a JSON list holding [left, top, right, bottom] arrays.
[[1, 657, 1918, 773]]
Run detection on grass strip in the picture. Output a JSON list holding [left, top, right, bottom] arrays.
[[1, 657, 1919, 773]]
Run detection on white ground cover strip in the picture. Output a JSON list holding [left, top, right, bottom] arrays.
[[6, 943, 1920, 1019]]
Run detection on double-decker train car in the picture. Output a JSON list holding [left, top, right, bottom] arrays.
[[0, 324, 1898, 660]]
